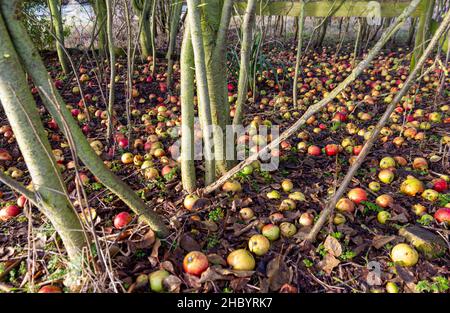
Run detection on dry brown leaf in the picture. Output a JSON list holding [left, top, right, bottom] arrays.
[[324, 235, 342, 257], [133, 229, 155, 249], [266, 258, 292, 291], [163, 275, 182, 293], [372, 235, 397, 249], [319, 254, 340, 275], [180, 234, 201, 252]]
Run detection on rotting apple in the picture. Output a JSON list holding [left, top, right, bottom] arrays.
[[390, 243, 419, 267], [149, 269, 170, 293], [227, 249, 255, 271], [434, 208, 450, 225], [262, 224, 280, 241], [183, 251, 209, 276], [279, 222, 297, 237], [400, 176, 424, 196], [376, 194, 394, 208], [336, 198, 355, 213], [347, 187, 367, 204], [298, 212, 314, 226], [183, 194, 199, 211], [248, 234, 270, 256], [239, 207, 254, 221]]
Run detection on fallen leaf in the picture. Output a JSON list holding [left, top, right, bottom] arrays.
[[319, 254, 340, 275], [163, 275, 182, 293], [133, 229, 155, 249], [372, 235, 397, 249], [180, 234, 201, 252], [324, 235, 342, 257], [207, 253, 227, 266], [266, 258, 292, 291]]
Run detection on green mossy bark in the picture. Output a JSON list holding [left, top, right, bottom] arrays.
[[1, 0, 169, 238], [0, 13, 86, 265], [180, 25, 196, 192], [48, 0, 70, 74]]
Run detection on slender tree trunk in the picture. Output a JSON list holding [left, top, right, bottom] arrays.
[[202, 0, 234, 175], [166, 0, 182, 89], [412, 0, 435, 70], [408, 18, 417, 47], [47, 0, 69, 74], [180, 25, 196, 192], [353, 17, 363, 66], [0, 14, 87, 267], [132, 0, 153, 59], [150, 0, 158, 73], [93, 0, 108, 54], [293, 1, 305, 107], [202, 0, 422, 195], [106, 0, 115, 141], [185, 0, 216, 185], [1, 0, 169, 238], [307, 6, 450, 243], [233, 0, 257, 126]]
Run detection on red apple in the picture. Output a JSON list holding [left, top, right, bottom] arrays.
[[117, 137, 129, 149], [348, 188, 367, 204], [307, 145, 321, 156], [434, 208, 450, 225], [113, 212, 132, 229], [325, 144, 340, 156], [183, 251, 209, 276], [433, 179, 448, 193], [17, 195, 27, 208], [0, 205, 21, 221], [38, 285, 62, 293]]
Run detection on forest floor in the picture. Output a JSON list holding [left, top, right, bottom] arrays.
[[0, 41, 449, 293]]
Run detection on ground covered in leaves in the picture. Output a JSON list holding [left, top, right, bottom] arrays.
[[0, 42, 449, 293]]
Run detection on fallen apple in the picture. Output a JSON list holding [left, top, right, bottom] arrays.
[[38, 285, 62, 293], [248, 234, 270, 256], [377, 210, 391, 224], [183, 194, 199, 211], [281, 179, 294, 192], [390, 243, 419, 267], [434, 208, 450, 225], [348, 187, 367, 204], [183, 251, 209, 276], [400, 176, 424, 196], [113, 211, 132, 229], [298, 212, 314, 226], [262, 224, 280, 241], [336, 198, 355, 213], [239, 207, 254, 221], [376, 194, 394, 208], [227, 249, 255, 271], [378, 169, 395, 184], [149, 269, 170, 293], [279, 222, 297, 237]]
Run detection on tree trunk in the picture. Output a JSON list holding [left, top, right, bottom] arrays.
[[47, 0, 70, 74], [1, 0, 169, 238], [233, 0, 257, 126], [106, 0, 116, 141], [132, 0, 153, 59], [166, 0, 183, 89], [0, 13, 87, 268], [412, 0, 435, 70], [201, 0, 234, 175], [180, 25, 196, 192], [93, 0, 108, 54], [186, 0, 215, 185], [293, 1, 305, 107]]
